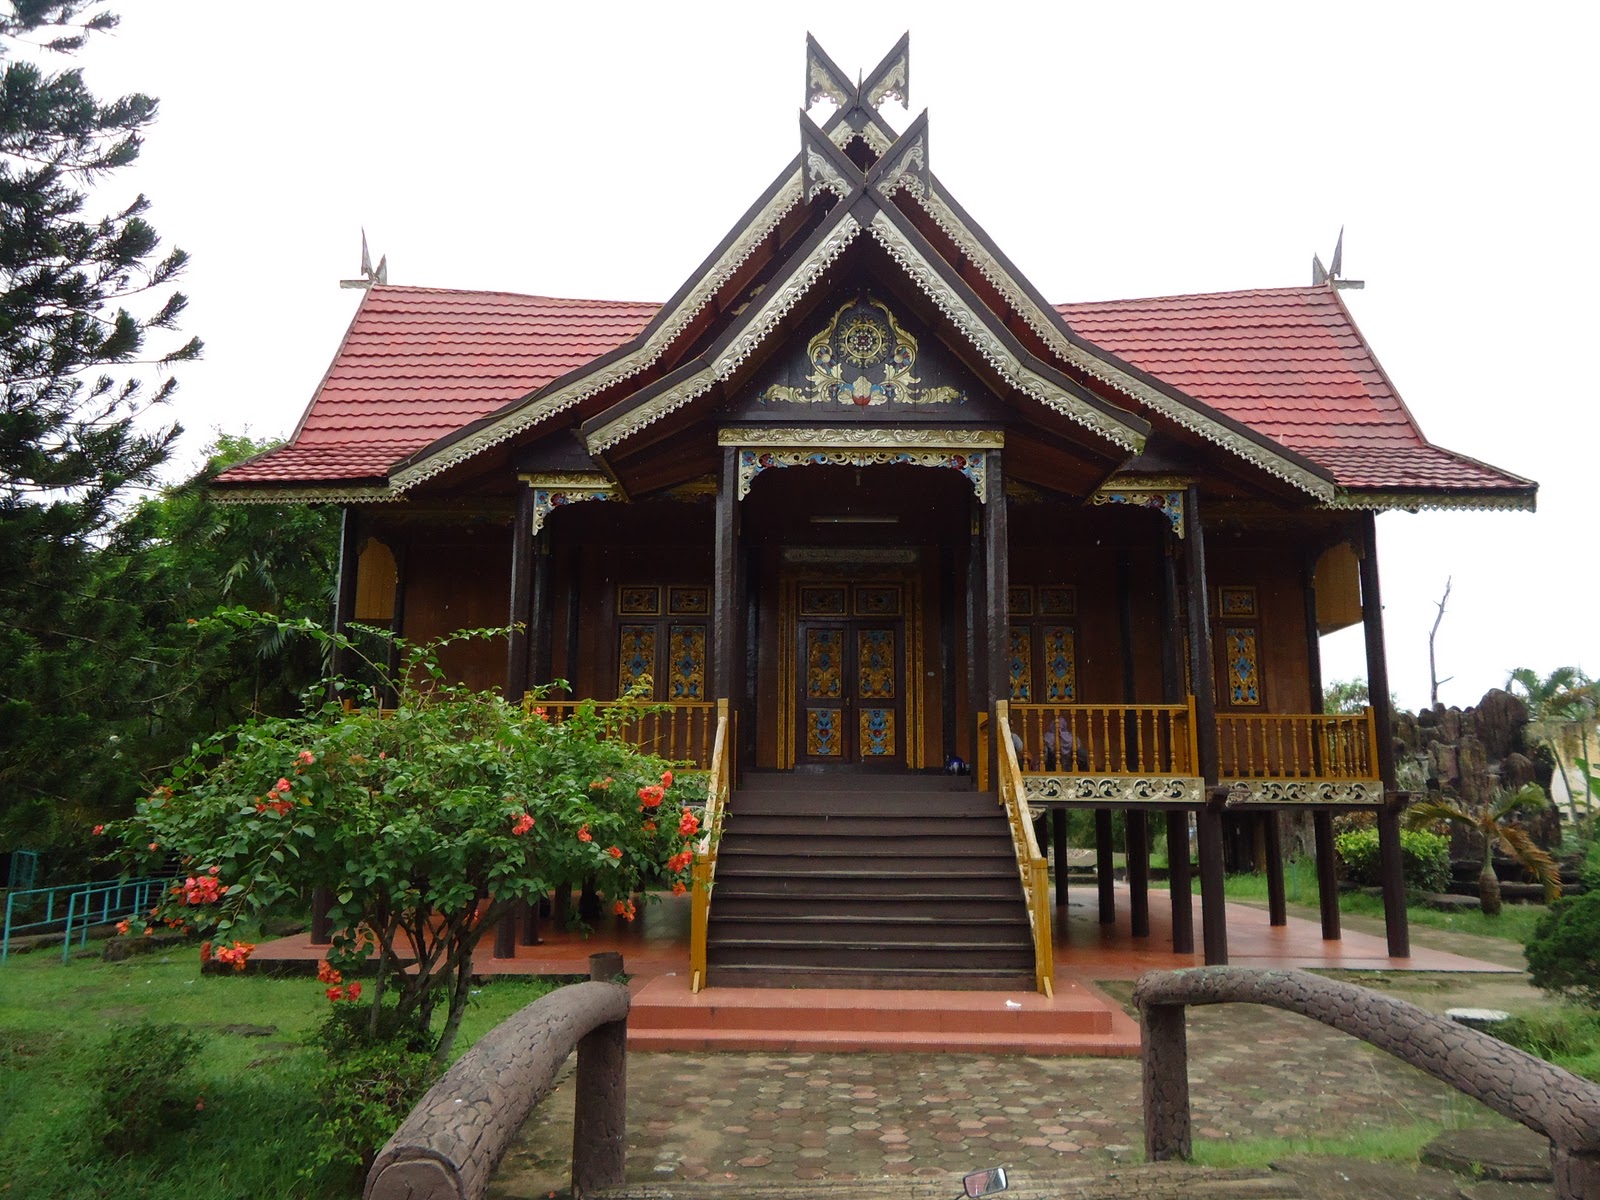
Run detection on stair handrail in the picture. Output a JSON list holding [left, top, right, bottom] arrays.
[[994, 700, 1054, 997], [688, 697, 731, 993]]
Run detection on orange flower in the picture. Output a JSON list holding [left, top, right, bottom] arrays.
[[661, 770, 674, 788], [607, 845, 623, 860], [317, 960, 342, 985], [667, 850, 693, 874], [92, 824, 104, 835], [638, 784, 664, 808], [346, 981, 362, 1001], [326, 986, 344, 1002], [612, 899, 636, 921], [672, 881, 687, 896], [199, 941, 212, 963], [678, 811, 700, 838], [643, 820, 657, 833], [577, 824, 592, 843]]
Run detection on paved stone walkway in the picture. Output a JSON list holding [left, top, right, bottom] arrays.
[[490, 994, 1518, 1198]]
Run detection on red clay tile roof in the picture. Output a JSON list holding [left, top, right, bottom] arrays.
[[217, 286, 655, 484], [1056, 286, 1528, 493], [217, 282, 1527, 498]]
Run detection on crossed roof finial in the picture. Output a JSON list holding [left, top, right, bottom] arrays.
[[800, 35, 927, 204], [805, 33, 909, 114]]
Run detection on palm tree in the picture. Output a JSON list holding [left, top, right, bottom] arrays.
[[1404, 784, 1561, 916], [1507, 667, 1591, 820]]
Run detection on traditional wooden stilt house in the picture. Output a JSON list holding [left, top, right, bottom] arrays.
[[215, 38, 1535, 992]]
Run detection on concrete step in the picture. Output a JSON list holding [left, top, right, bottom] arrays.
[[711, 895, 1027, 919]]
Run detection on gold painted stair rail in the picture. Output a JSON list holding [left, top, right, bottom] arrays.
[[689, 698, 731, 993], [994, 700, 1054, 997]]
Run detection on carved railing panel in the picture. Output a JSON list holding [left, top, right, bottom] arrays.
[[1011, 701, 1197, 777], [537, 701, 716, 770], [1217, 708, 1377, 781]]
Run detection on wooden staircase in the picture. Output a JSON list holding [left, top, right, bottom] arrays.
[[705, 773, 1035, 989]]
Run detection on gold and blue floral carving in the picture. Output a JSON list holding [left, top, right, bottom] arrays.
[[859, 708, 895, 756], [618, 625, 656, 697], [1043, 626, 1076, 702], [857, 629, 895, 699], [800, 586, 847, 615], [667, 625, 705, 701], [1009, 626, 1033, 701], [806, 708, 841, 756], [738, 447, 989, 500], [806, 628, 843, 699], [1089, 486, 1185, 538], [1226, 626, 1261, 705]]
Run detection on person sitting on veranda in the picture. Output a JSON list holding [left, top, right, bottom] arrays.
[[1043, 715, 1089, 771]]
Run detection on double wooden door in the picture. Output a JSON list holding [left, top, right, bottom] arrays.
[[794, 582, 905, 766]]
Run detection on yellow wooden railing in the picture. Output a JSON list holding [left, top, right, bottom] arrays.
[[535, 700, 716, 770], [1010, 701, 1198, 776], [689, 698, 732, 994], [994, 701, 1054, 997], [1218, 708, 1378, 780]]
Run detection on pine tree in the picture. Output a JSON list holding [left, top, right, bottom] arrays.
[[0, 2, 200, 864]]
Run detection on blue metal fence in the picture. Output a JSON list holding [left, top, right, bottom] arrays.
[[1, 877, 171, 965]]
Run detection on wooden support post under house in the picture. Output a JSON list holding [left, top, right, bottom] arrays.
[[1263, 812, 1287, 926], [1160, 537, 1193, 954], [1359, 512, 1409, 959], [519, 897, 542, 946], [1095, 809, 1116, 924], [1127, 809, 1151, 938], [1052, 808, 1069, 911], [1184, 484, 1227, 964], [1314, 809, 1342, 939], [493, 902, 519, 959]]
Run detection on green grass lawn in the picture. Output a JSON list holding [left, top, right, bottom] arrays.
[[0, 937, 563, 1199]]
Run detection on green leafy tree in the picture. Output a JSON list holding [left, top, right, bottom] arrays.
[[1404, 784, 1561, 915], [0, 1, 200, 858], [1323, 678, 1371, 715], [108, 620, 704, 1066]]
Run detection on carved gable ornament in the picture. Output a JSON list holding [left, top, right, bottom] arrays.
[[748, 295, 985, 413]]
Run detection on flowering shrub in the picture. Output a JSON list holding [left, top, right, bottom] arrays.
[[107, 618, 702, 1062]]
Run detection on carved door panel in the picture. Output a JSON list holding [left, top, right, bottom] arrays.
[[794, 582, 905, 766]]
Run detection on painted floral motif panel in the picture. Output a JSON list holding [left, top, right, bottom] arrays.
[[1039, 586, 1077, 617], [857, 628, 896, 699], [1008, 586, 1034, 616], [618, 585, 660, 616], [806, 628, 843, 699], [667, 625, 705, 701], [806, 708, 841, 756], [859, 708, 896, 756], [1043, 626, 1077, 702], [1226, 627, 1261, 706], [852, 585, 901, 616], [800, 586, 847, 616], [668, 586, 709, 616], [1219, 586, 1257, 617], [1009, 626, 1033, 702], [618, 625, 656, 697]]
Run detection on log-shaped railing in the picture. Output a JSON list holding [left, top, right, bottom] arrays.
[[1135, 966, 1600, 1199], [1217, 708, 1378, 780], [689, 698, 732, 994], [537, 700, 716, 770], [994, 701, 1054, 997], [364, 978, 630, 1200], [1010, 701, 1198, 776]]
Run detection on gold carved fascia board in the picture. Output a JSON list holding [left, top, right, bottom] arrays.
[[387, 170, 806, 493], [1024, 776, 1206, 806], [1225, 779, 1383, 807], [585, 216, 864, 455], [720, 426, 1001, 501], [865, 212, 1146, 455], [521, 474, 618, 534], [911, 186, 1336, 503], [1322, 490, 1537, 514], [211, 484, 400, 506], [1089, 474, 1191, 538]]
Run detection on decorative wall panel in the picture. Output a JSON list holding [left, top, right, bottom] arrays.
[[800, 586, 847, 615], [806, 708, 841, 756], [667, 625, 706, 701], [1043, 626, 1077, 702], [853, 585, 901, 616], [668, 586, 709, 616], [1009, 626, 1033, 702], [806, 628, 843, 699], [1225, 627, 1262, 706], [618, 585, 661, 616], [1219, 586, 1257, 617], [1008, 585, 1034, 615], [618, 625, 657, 696], [857, 629, 896, 698], [1039, 586, 1077, 617], [859, 708, 896, 756]]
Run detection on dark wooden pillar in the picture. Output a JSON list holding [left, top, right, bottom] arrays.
[[1184, 485, 1227, 965], [713, 448, 741, 703], [563, 544, 582, 697], [1117, 552, 1150, 936], [1160, 539, 1193, 953], [1165, 810, 1194, 954], [506, 487, 536, 702], [1302, 549, 1325, 714], [1359, 512, 1408, 958], [982, 452, 1010, 789], [1314, 809, 1342, 939], [966, 504, 984, 752], [1127, 810, 1151, 937], [1051, 808, 1069, 912], [531, 530, 555, 688], [493, 903, 519, 959], [310, 887, 333, 945], [1095, 809, 1116, 924], [331, 506, 360, 682], [1263, 812, 1287, 926]]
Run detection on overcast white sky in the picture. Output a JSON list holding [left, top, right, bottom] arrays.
[[64, 1, 1597, 711]]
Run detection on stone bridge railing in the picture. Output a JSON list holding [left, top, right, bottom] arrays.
[[365, 962, 630, 1200], [1134, 966, 1600, 1200]]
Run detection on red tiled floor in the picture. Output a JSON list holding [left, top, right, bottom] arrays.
[[249, 882, 1508, 1055]]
